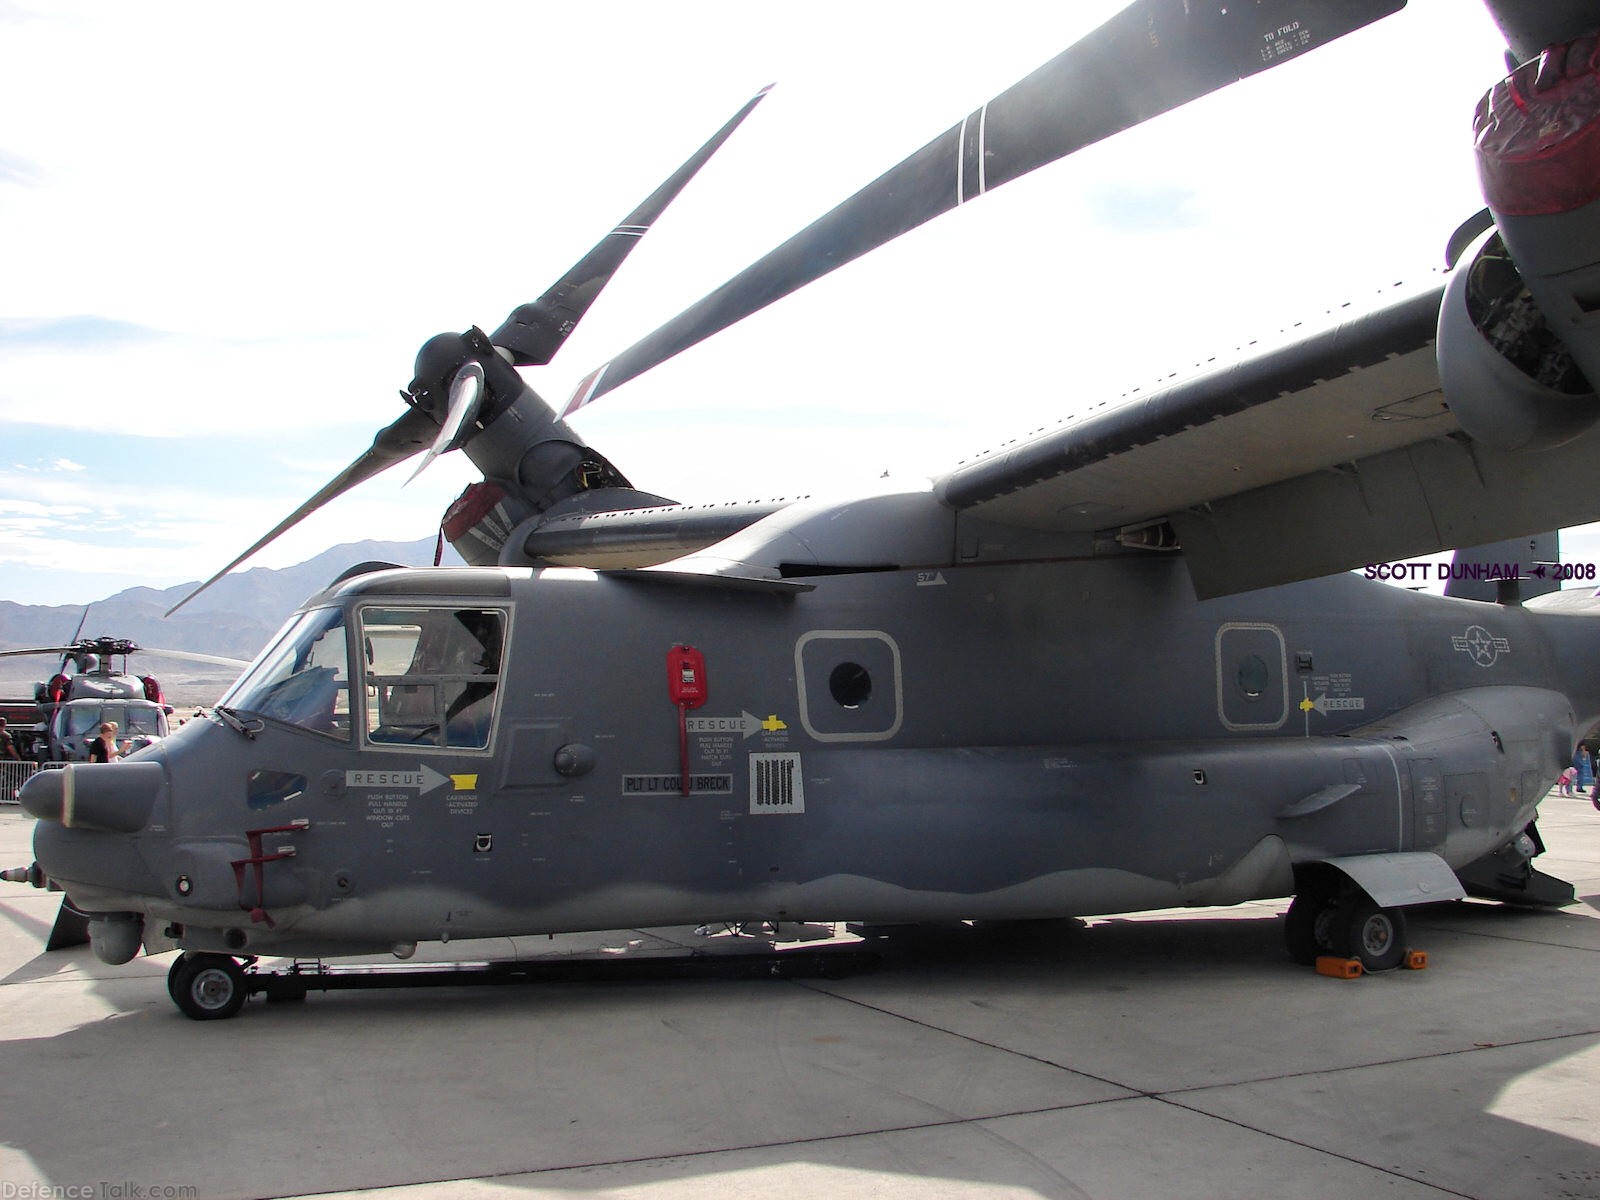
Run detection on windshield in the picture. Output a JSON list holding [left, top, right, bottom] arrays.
[[360, 606, 504, 750], [59, 703, 166, 738], [61, 707, 104, 738], [120, 705, 165, 736], [220, 607, 351, 738]]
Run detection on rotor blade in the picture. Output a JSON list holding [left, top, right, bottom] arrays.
[[405, 362, 485, 485], [490, 85, 774, 367], [564, 0, 1403, 414], [137, 648, 254, 669], [0, 643, 247, 668], [165, 407, 435, 617], [0, 639, 131, 665], [0, 645, 82, 660], [61, 606, 89, 672]]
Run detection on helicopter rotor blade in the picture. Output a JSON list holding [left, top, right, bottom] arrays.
[[405, 362, 486, 485], [564, 0, 1404, 415], [0, 644, 247, 669], [57, 606, 91, 674], [490, 85, 773, 367], [0, 645, 85, 661], [181, 91, 773, 602], [164, 407, 435, 617], [135, 648, 254, 669]]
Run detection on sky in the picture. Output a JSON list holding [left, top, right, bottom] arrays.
[[2, 0, 1575, 608]]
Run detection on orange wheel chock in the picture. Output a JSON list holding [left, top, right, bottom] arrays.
[[1315, 955, 1364, 979], [1403, 949, 1428, 970]]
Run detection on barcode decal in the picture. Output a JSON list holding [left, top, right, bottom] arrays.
[[749, 753, 804, 814]]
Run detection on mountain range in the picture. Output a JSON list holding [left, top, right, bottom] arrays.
[[0, 538, 462, 703]]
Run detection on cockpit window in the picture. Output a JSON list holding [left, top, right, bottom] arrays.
[[219, 607, 352, 739], [121, 706, 165, 736], [359, 607, 504, 751], [62, 707, 103, 738], [56, 704, 165, 742]]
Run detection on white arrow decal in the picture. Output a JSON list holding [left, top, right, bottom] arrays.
[[1300, 693, 1367, 716], [346, 765, 451, 795], [685, 711, 786, 739]]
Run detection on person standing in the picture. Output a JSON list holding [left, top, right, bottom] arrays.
[[1575, 742, 1595, 790], [87, 721, 122, 763]]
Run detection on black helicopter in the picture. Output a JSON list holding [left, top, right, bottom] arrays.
[[0, 636, 245, 763]]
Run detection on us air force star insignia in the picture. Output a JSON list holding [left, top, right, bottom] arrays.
[[1452, 624, 1511, 667]]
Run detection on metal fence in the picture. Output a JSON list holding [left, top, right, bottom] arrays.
[[0, 764, 64, 803], [1, 759, 43, 803]]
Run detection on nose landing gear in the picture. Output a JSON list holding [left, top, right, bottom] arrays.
[[167, 952, 249, 1021]]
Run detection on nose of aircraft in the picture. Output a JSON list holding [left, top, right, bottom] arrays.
[[18, 761, 164, 832], [18, 761, 172, 966]]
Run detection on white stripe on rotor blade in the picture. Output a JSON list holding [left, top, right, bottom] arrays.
[[956, 115, 969, 206], [976, 103, 988, 196], [561, 362, 610, 418], [956, 104, 990, 206]]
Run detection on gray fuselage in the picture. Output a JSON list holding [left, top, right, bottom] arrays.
[[29, 550, 1591, 959]]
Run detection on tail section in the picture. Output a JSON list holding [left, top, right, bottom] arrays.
[[1443, 533, 1560, 603]]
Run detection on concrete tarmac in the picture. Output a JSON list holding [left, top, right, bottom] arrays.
[[1, 796, 1597, 1200]]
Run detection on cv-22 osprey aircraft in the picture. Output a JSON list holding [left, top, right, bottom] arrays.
[[12, 0, 1600, 1018]]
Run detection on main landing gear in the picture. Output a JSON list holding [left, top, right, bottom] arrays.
[[1284, 878, 1413, 974]]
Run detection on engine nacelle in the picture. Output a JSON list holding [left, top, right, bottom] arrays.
[[1437, 228, 1599, 451], [450, 386, 637, 566], [1445, 36, 1600, 451]]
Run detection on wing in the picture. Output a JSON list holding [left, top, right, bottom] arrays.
[[934, 278, 1600, 599], [933, 16, 1600, 600]]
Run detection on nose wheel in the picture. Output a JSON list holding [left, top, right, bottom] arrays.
[[167, 952, 248, 1020]]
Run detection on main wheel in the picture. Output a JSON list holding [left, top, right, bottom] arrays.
[[167, 952, 248, 1020], [1284, 881, 1339, 965], [1329, 897, 1408, 972]]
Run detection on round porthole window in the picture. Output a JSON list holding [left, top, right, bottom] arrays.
[[829, 662, 872, 709], [1236, 654, 1269, 700]]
